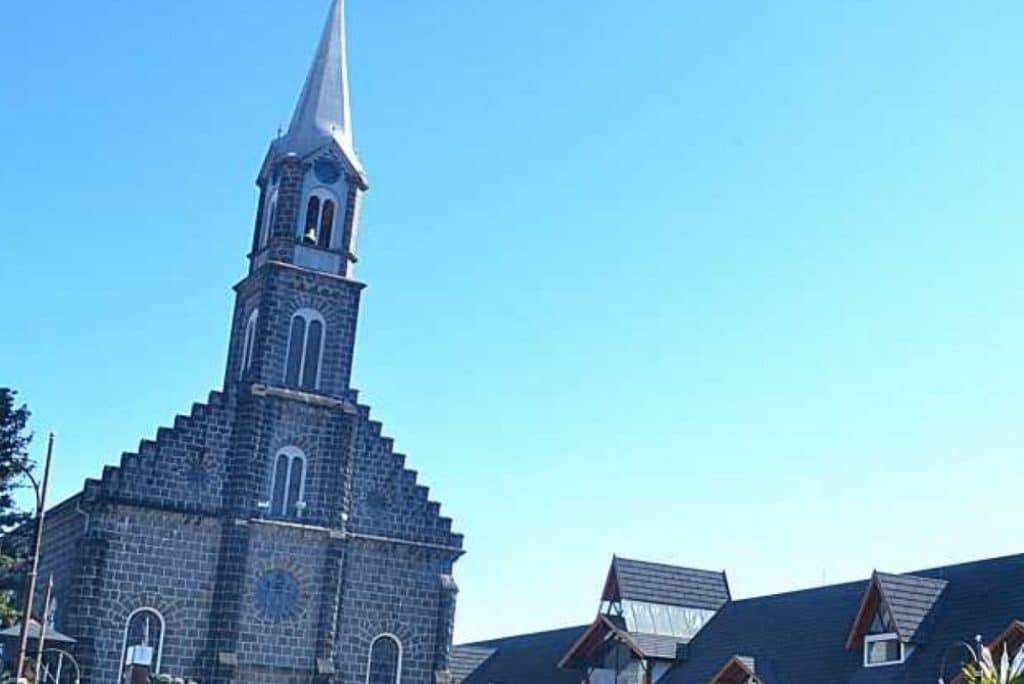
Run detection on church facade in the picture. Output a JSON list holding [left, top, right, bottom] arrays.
[[32, 1, 463, 682]]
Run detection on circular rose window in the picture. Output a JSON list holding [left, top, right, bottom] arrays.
[[256, 569, 300, 621]]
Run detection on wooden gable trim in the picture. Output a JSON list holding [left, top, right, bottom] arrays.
[[602, 556, 621, 603], [709, 656, 760, 684], [558, 615, 645, 670], [845, 572, 892, 650], [950, 621, 1024, 684], [846, 573, 880, 650]]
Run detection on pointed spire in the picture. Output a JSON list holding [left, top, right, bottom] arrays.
[[283, 0, 362, 174]]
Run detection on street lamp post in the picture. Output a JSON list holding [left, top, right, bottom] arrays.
[[14, 433, 55, 682]]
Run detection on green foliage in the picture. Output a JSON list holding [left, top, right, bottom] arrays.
[[962, 644, 1024, 684], [0, 387, 34, 627]]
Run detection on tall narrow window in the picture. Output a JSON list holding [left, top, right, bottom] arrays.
[[301, 319, 323, 390], [299, 189, 339, 248], [120, 608, 165, 681], [367, 635, 402, 684], [268, 447, 306, 518], [304, 196, 321, 244], [284, 309, 325, 390], [240, 309, 259, 378], [260, 192, 278, 249], [318, 200, 335, 249]]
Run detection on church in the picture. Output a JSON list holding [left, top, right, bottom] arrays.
[[31, 1, 462, 682], [20, 2, 1024, 684]]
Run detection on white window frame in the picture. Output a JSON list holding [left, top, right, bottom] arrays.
[[268, 446, 307, 518], [283, 308, 326, 390], [119, 607, 166, 681], [239, 308, 259, 378], [298, 187, 339, 248], [365, 633, 403, 684], [863, 632, 905, 667], [260, 189, 278, 248]]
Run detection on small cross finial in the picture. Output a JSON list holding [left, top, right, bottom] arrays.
[[276, 124, 283, 139]]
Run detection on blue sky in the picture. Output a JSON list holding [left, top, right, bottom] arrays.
[[1, 1, 1023, 643]]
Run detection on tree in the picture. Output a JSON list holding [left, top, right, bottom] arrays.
[[0, 387, 34, 626]]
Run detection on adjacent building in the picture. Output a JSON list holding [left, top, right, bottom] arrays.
[[452, 553, 1024, 684], [25, 1, 463, 682]]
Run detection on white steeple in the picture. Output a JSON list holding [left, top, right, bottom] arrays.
[[280, 0, 364, 178]]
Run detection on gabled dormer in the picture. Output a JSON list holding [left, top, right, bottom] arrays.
[[708, 655, 778, 684], [846, 570, 949, 667], [599, 556, 730, 638], [560, 557, 730, 684]]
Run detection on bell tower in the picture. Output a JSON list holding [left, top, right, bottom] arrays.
[[250, 0, 368, 281], [226, 0, 368, 400]]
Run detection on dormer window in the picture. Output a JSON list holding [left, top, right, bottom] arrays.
[[846, 570, 948, 670], [301, 190, 337, 249], [864, 633, 905, 667]]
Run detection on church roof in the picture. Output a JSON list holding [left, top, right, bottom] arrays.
[[277, 0, 364, 178]]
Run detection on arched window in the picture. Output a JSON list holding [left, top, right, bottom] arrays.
[[120, 608, 165, 681], [239, 308, 259, 378], [366, 634, 402, 684], [269, 446, 306, 518], [300, 189, 337, 249], [284, 308, 325, 390], [260, 191, 278, 249]]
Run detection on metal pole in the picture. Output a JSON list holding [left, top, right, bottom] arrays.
[[16, 433, 55, 681], [34, 575, 53, 683]]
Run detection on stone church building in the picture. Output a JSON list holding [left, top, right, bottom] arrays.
[[32, 1, 463, 682]]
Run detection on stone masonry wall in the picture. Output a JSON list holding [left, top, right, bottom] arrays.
[[36, 498, 88, 632], [76, 506, 222, 683], [335, 540, 456, 684], [230, 263, 363, 400], [86, 391, 235, 514], [348, 406, 462, 549], [232, 522, 328, 681]]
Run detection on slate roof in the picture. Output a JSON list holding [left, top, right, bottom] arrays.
[[609, 557, 731, 611], [451, 625, 588, 684], [874, 571, 949, 642], [631, 632, 689, 660], [662, 553, 1024, 684], [0, 619, 77, 644]]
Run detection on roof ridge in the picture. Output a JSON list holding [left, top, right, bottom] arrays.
[[615, 556, 727, 576], [457, 624, 590, 647]]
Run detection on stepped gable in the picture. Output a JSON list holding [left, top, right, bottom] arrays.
[[349, 402, 463, 550], [82, 390, 234, 513]]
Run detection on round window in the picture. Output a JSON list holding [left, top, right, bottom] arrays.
[[256, 569, 301, 621]]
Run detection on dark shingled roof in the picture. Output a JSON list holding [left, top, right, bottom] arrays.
[[630, 632, 688, 660], [874, 571, 948, 643], [452, 625, 588, 684], [662, 553, 1024, 684], [610, 557, 731, 611]]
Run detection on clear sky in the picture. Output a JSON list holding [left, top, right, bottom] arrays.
[[1, 0, 1022, 644]]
